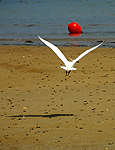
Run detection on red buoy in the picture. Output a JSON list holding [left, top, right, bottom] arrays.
[[68, 22, 82, 33]]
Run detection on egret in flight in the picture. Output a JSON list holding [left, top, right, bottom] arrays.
[[38, 36, 104, 80]]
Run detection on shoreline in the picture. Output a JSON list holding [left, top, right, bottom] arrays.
[[0, 38, 115, 48]]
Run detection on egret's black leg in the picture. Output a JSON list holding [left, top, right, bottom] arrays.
[[65, 70, 71, 77], [66, 70, 67, 77], [68, 70, 71, 76], [65, 70, 71, 81]]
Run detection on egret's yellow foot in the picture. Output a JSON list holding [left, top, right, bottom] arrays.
[[65, 76, 68, 81]]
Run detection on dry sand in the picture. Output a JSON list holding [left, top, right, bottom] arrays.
[[0, 45, 115, 150]]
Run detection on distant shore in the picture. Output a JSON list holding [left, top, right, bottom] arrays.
[[0, 38, 115, 48]]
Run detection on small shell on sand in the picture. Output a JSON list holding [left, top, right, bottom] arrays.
[[23, 106, 28, 110]]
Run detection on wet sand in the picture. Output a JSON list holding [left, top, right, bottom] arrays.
[[0, 45, 115, 150]]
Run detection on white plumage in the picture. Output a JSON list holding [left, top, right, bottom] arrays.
[[38, 36, 104, 80]]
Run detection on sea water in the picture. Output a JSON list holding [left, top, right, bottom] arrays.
[[0, 0, 115, 46]]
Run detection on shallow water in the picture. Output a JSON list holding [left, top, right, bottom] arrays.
[[0, 0, 115, 47]]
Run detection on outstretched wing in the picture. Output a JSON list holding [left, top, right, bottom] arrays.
[[38, 36, 68, 66], [73, 41, 104, 65]]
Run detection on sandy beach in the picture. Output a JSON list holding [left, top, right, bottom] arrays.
[[0, 45, 115, 150]]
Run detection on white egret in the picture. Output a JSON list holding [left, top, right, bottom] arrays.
[[38, 36, 104, 80]]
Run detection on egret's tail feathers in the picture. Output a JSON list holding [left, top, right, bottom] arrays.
[[71, 68, 77, 70], [60, 66, 67, 70], [60, 66, 76, 71]]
